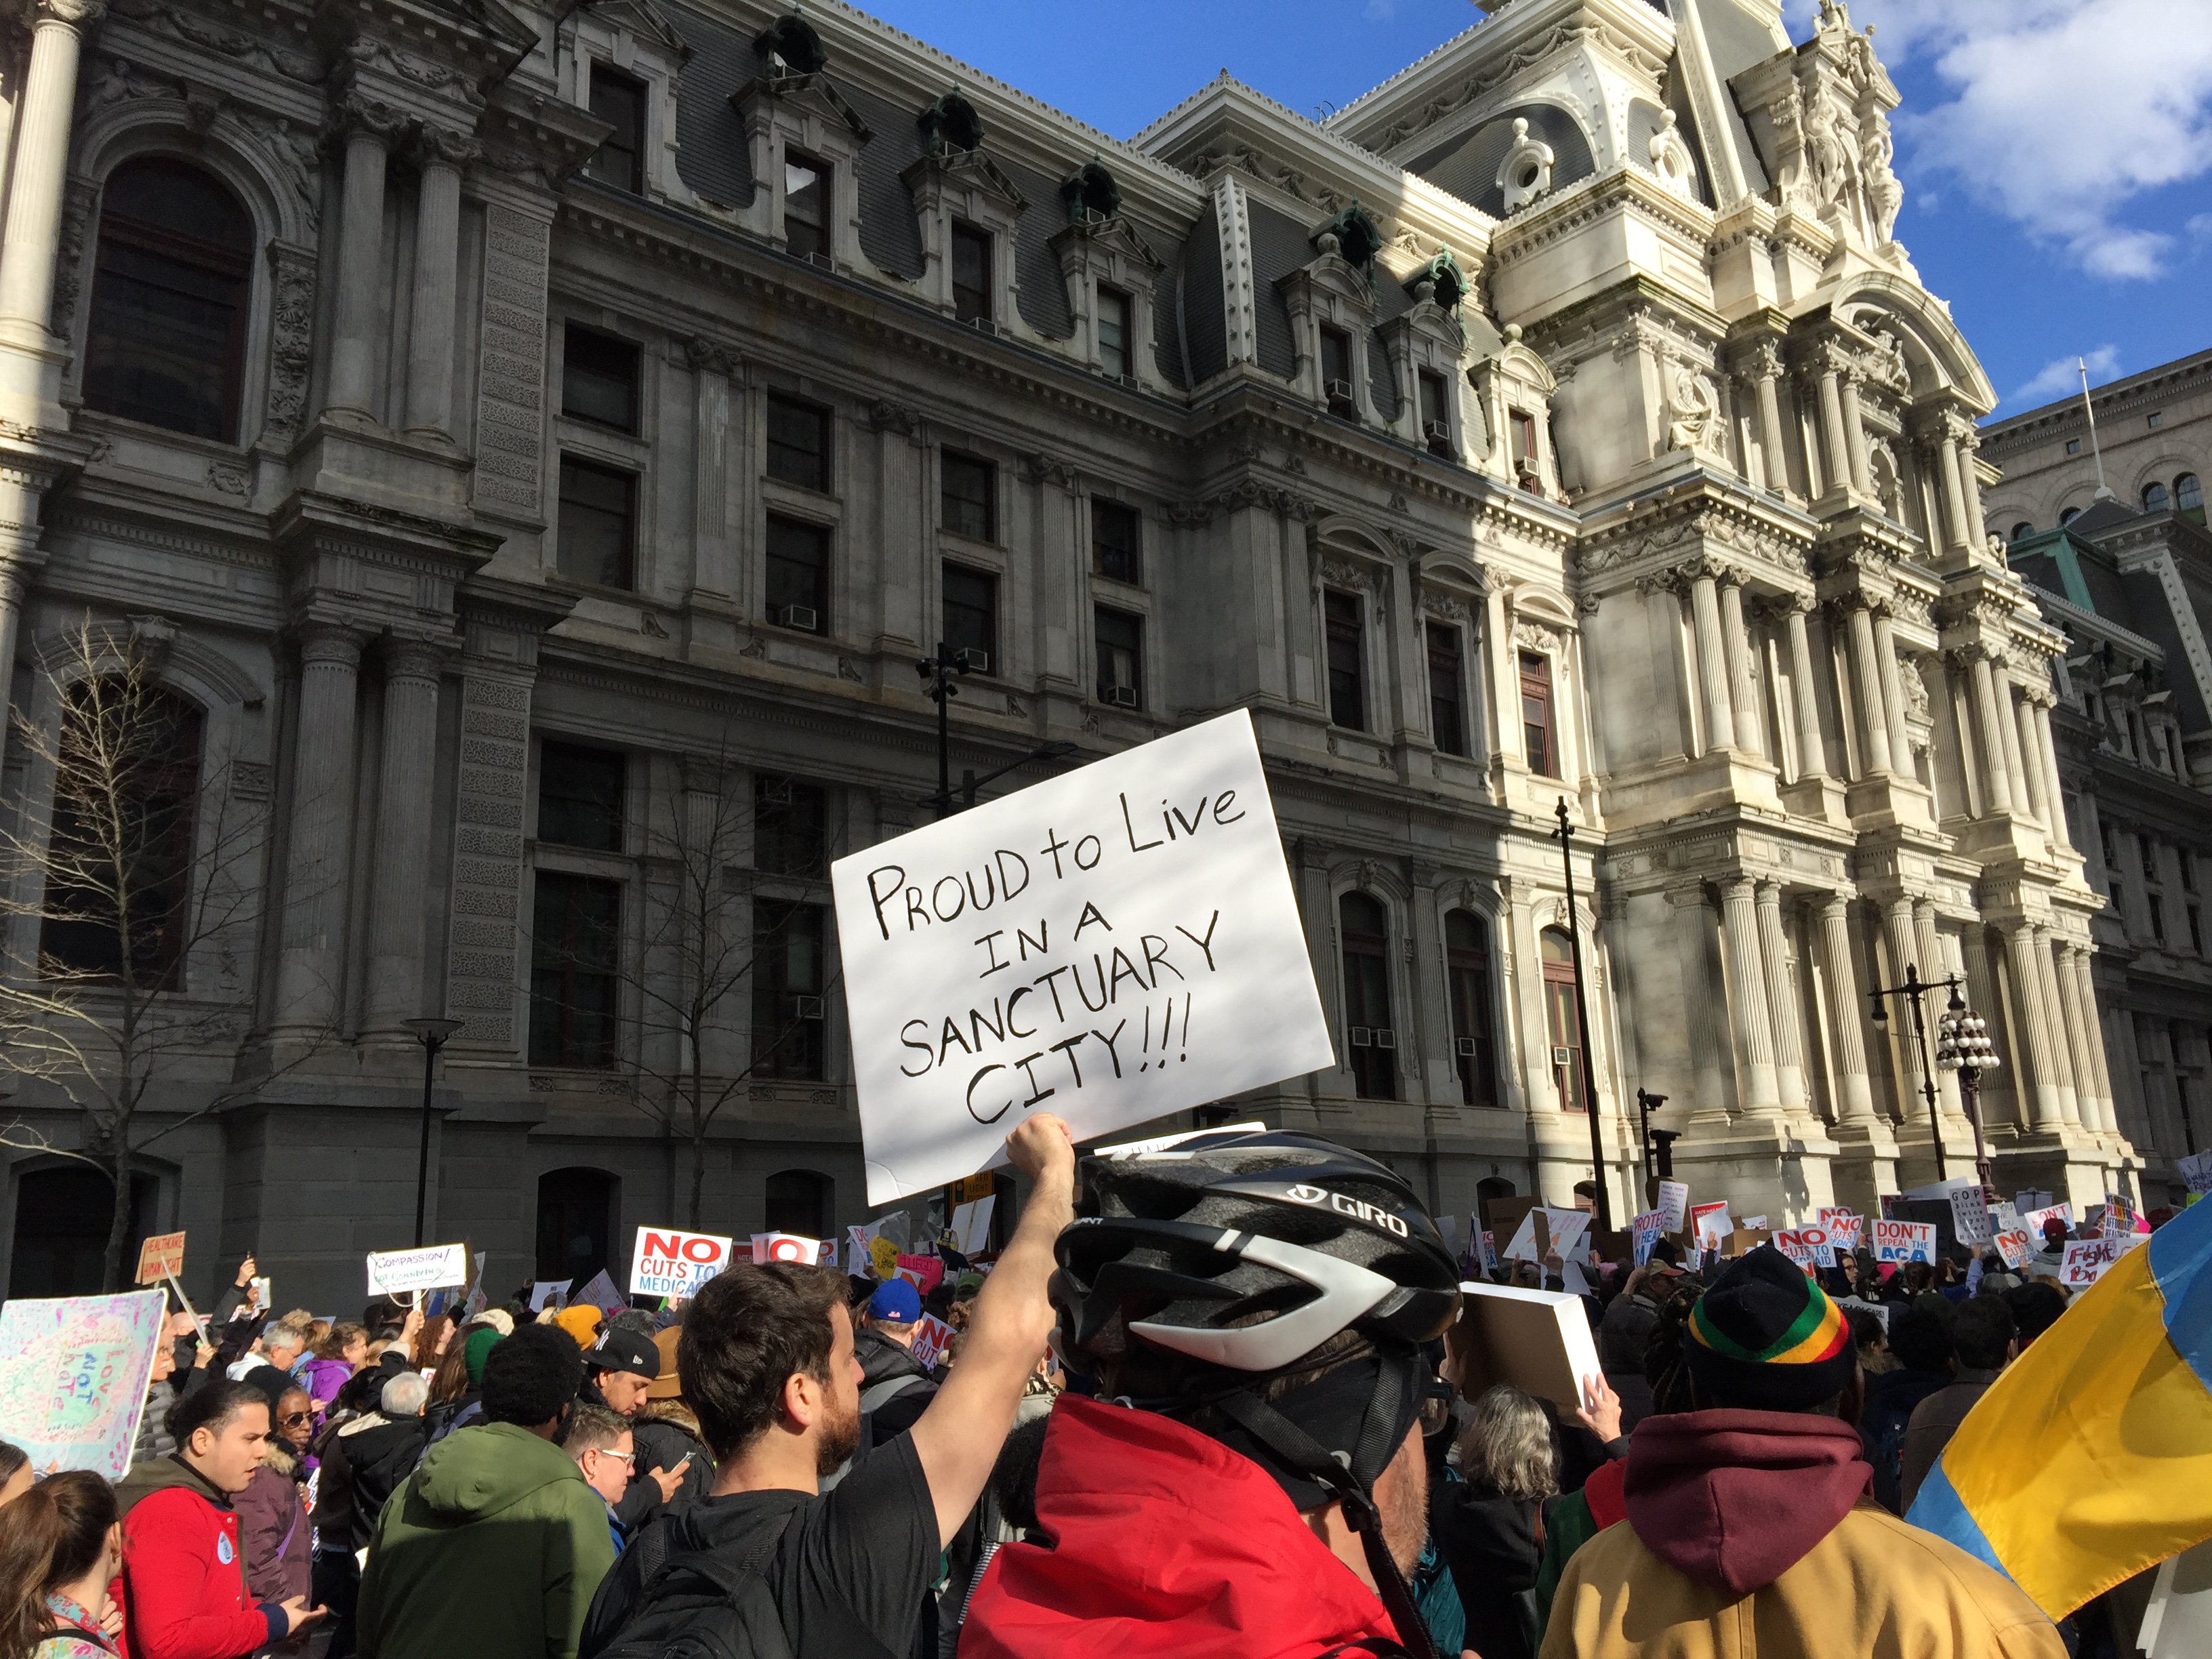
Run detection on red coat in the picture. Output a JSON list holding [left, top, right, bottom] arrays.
[[115, 1458, 283, 1659], [961, 1393, 1401, 1659]]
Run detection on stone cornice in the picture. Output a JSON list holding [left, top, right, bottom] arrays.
[[1489, 165, 1719, 279]]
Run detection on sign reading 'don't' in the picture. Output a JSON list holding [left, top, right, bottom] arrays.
[[832, 710, 1332, 1204], [629, 1227, 735, 1298]]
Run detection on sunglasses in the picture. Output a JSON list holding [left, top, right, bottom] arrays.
[[279, 1412, 313, 1427]]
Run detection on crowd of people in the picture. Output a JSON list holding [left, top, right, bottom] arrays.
[[0, 1120, 2142, 1658]]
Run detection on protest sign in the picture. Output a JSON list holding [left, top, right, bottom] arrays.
[[630, 1227, 735, 1298], [1775, 1227, 1836, 1269], [2022, 1203, 2073, 1238], [1739, 1214, 1769, 1231], [1723, 1228, 1771, 1257], [1992, 1229, 2033, 1271], [750, 1233, 821, 1265], [1447, 1282, 1603, 1417], [1820, 1212, 1864, 1252], [1950, 1187, 1994, 1248], [1656, 1181, 1689, 1233], [2016, 1189, 2053, 1216], [2061, 1237, 2121, 1287], [2179, 1151, 2212, 1196], [527, 1279, 571, 1312], [950, 1196, 996, 1256], [1631, 1210, 1666, 1267], [832, 710, 1334, 1204], [897, 1254, 945, 1296], [1502, 1207, 1589, 1266], [0, 1290, 166, 1480], [1096, 1121, 1266, 1158], [869, 1235, 901, 1281], [134, 1231, 186, 1286], [1838, 1294, 1891, 1332], [1479, 1231, 1498, 1274], [909, 1313, 956, 1372], [1872, 1218, 1935, 1263], [573, 1270, 626, 1313], [1689, 1202, 1733, 1248], [366, 1243, 469, 1296]]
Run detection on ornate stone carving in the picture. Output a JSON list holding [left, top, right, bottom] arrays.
[[684, 335, 737, 375], [1418, 590, 1471, 623], [262, 241, 316, 445], [47, 176, 95, 341], [867, 400, 919, 435], [1019, 451, 1080, 489], [1319, 556, 1372, 592], [1664, 356, 1720, 455], [470, 206, 550, 518], [205, 461, 249, 499], [1513, 619, 1559, 654]]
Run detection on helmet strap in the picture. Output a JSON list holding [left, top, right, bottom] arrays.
[[1213, 1389, 1441, 1659]]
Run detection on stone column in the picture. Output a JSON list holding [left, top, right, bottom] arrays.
[[1756, 881, 1808, 1115], [1484, 586, 1523, 768], [1914, 900, 1963, 1119], [1881, 897, 1924, 1120], [274, 623, 366, 1031], [1689, 566, 1736, 751], [1838, 369, 1873, 496], [1815, 355, 1851, 495], [1844, 602, 1893, 775], [2034, 697, 2072, 847], [1750, 344, 1789, 494], [1999, 919, 2063, 1128], [0, 0, 103, 337], [402, 125, 475, 435], [2068, 946, 2118, 1132], [2013, 687, 2051, 826], [1719, 876, 1780, 1113], [1994, 662, 2037, 825], [2052, 939, 2102, 1132], [1816, 896, 1877, 1121], [1959, 432, 1989, 551], [1405, 865, 1453, 1107], [1719, 574, 1763, 759], [1938, 426, 1974, 554], [328, 101, 402, 417], [1784, 599, 1828, 778], [363, 640, 445, 1033], [2029, 924, 2081, 1126], [1673, 886, 1729, 1118], [1967, 650, 2015, 815], [1870, 610, 1914, 783]]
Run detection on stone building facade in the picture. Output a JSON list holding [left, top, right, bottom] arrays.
[[0, 0, 2137, 1310], [1980, 350, 2212, 1207]]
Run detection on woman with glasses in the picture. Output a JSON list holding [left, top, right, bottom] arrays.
[[235, 1387, 314, 1630]]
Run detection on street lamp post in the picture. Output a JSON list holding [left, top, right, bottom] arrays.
[[1934, 984, 2003, 1200], [1869, 965, 1947, 1180], [402, 1017, 465, 1247], [917, 640, 982, 819], [1635, 1088, 1666, 1199], [1553, 799, 1612, 1233]]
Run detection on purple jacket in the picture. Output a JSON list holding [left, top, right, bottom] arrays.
[[298, 1355, 354, 1410]]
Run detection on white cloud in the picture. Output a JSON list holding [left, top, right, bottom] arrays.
[[1363, 0, 1398, 17], [2010, 344, 2121, 407], [1818, 1, 2212, 281]]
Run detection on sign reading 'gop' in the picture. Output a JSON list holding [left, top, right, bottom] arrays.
[[832, 711, 1332, 1204], [629, 1227, 735, 1298]]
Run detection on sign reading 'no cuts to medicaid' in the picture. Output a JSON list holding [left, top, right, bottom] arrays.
[[832, 710, 1333, 1204]]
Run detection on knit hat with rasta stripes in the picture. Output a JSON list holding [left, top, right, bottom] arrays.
[[1683, 1244, 1858, 1410]]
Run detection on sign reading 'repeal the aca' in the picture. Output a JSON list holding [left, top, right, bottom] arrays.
[[832, 711, 1333, 1204]]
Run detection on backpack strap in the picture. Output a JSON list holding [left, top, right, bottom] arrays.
[[860, 1374, 930, 1416], [639, 1511, 798, 1603]]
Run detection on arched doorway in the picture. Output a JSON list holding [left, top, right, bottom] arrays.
[[535, 1167, 613, 1286], [9, 1164, 156, 1297]]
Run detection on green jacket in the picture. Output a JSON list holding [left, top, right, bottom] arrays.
[[356, 1420, 615, 1659]]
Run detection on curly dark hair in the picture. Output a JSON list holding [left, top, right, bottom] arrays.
[[680, 1263, 848, 1461]]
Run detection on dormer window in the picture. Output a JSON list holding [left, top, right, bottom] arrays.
[[1509, 409, 1538, 480], [784, 151, 830, 263], [1419, 370, 1452, 457], [1320, 327, 1357, 419], [588, 64, 646, 193], [1098, 286, 1131, 379], [952, 223, 992, 324]]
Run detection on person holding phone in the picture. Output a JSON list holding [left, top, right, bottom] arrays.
[[578, 1328, 708, 1529]]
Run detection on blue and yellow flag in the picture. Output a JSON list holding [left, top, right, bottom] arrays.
[[1905, 1195, 2212, 1617]]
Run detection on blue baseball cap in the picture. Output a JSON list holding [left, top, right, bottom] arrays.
[[867, 1279, 922, 1322]]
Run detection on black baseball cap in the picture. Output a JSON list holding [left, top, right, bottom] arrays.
[[582, 1325, 662, 1380]]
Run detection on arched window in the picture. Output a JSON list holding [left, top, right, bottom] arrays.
[[40, 679, 203, 988], [764, 1169, 828, 1238], [1445, 909, 1499, 1107], [1338, 892, 1395, 1101], [2178, 474, 2204, 516], [2144, 482, 2171, 513], [536, 1166, 613, 1286], [2009, 521, 2034, 542], [83, 157, 253, 442], [1540, 927, 1589, 1113], [2060, 506, 2082, 527]]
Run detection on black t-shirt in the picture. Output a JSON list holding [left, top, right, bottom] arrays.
[[581, 1433, 937, 1659]]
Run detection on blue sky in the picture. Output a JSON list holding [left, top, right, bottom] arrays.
[[859, 0, 2212, 415]]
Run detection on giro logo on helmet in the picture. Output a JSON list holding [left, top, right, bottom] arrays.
[[1283, 1183, 1410, 1237]]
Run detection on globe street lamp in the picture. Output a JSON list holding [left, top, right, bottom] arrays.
[[1934, 984, 2003, 1201]]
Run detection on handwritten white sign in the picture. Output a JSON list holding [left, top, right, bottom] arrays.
[[2178, 1151, 2212, 1195], [2061, 1237, 2122, 1287], [630, 1227, 735, 1298], [833, 711, 1333, 1203], [1656, 1181, 1689, 1232], [365, 1244, 470, 1296], [1951, 1187, 1994, 1248]]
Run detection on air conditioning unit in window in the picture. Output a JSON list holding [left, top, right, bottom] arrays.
[[761, 779, 794, 806], [1423, 421, 1452, 445], [794, 996, 825, 1020], [966, 316, 998, 336], [1374, 1029, 1397, 1050], [775, 605, 818, 632], [1348, 1026, 1372, 1048], [1551, 1045, 1573, 1068], [955, 647, 990, 674], [1324, 379, 1355, 405], [1106, 685, 1139, 708], [1118, 373, 1140, 389], [1454, 1037, 1479, 1057]]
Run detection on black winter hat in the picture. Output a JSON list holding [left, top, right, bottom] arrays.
[[480, 1324, 584, 1426], [1684, 1244, 1858, 1411], [582, 1326, 662, 1381]]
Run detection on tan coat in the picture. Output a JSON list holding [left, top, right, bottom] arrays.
[[1541, 1501, 2065, 1659]]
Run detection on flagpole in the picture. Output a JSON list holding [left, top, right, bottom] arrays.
[[2078, 359, 2113, 501]]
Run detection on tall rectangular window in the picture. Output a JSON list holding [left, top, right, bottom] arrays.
[[1092, 499, 1141, 584], [783, 151, 830, 262], [752, 900, 827, 1080], [1339, 893, 1396, 1101], [558, 457, 636, 590], [1521, 651, 1556, 777], [941, 450, 996, 541], [1095, 607, 1143, 709], [562, 326, 639, 432], [754, 775, 827, 876], [765, 394, 830, 491], [1427, 623, 1467, 757], [951, 223, 992, 323], [539, 742, 625, 852], [1509, 409, 1538, 475], [586, 66, 645, 193], [1418, 369, 1452, 455], [1319, 327, 1355, 414], [1097, 286, 1131, 378], [764, 516, 828, 632], [1325, 590, 1366, 732], [530, 873, 621, 1067], [1445, 910, 1499, 1107], [942, 564, 998, 674]]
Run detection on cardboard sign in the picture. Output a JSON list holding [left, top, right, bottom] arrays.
[[950, 1196, 996, 1256], [1723, 1228, 1772, 1258], [832, 710, 1334, 1204], [2178, 1151, 2212, 1195], [527, 1279, 571, 1312], [751, 1233, 822, 1265], [134, 1231, 186, 1286], [1631, 1210, 1666, 1267], [1775, 1227, 1836, 1269], [1951, 1188, 1994, 1248], [1656, 1180, 1689, 1233], [896, 1253, 945, 1296], [1447, 1282, 1604, 1417], [1738, 1214, 1769, 1232], [0, 1290, 167, 1479], [2062, 1237, 2122, 1286], [630, 1227, 735, 1298], [1992, 1229, 2034, 1271], [1689, 1203, 1733, 1248], [1872, 1219, 1935, 1263], [868, 1235, 901, 1281], [1502, 1207, 1589, 1266], [909, 1313, 957, 1372], [366, 1243, 470, 1296]]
